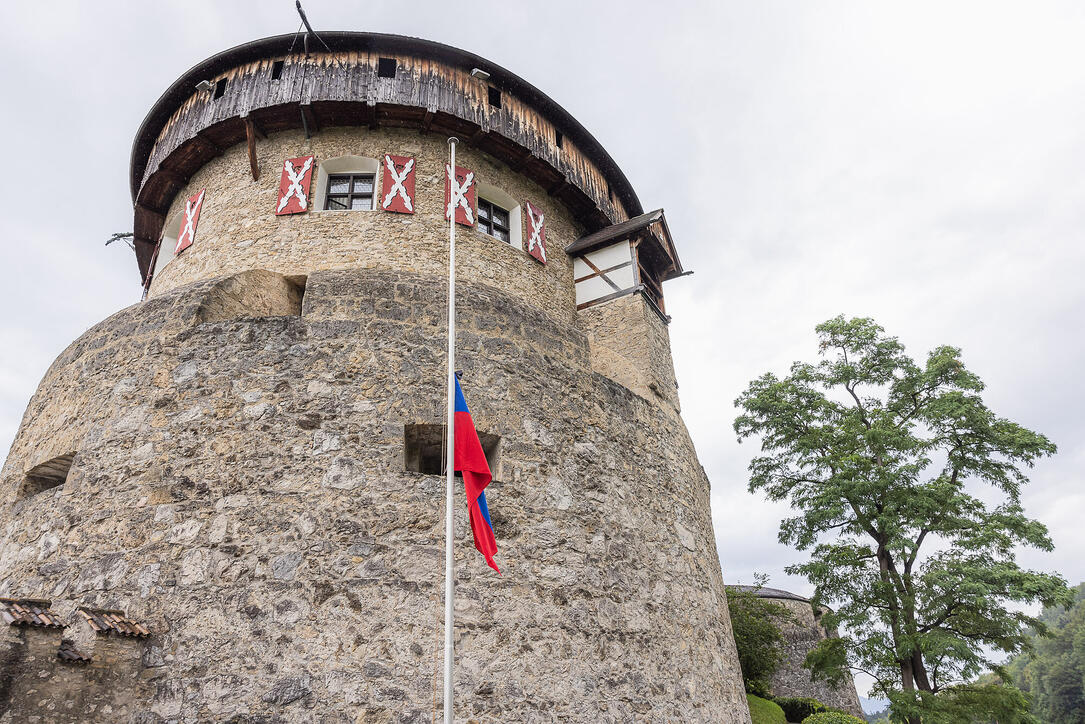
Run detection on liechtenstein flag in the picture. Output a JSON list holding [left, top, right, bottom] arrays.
[[454, 377, 500, 573]]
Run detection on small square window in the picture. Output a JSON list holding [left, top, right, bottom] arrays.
[[477, 198, 511, 243], [404, 424, 500, 477], [213, 78, 227, 100], [377, 57, 397, 78], [487, 87, 501, 109], [271, 60, 285, 80], [325, 173, 375, 211]]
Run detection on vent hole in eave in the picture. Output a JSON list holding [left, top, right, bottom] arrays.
[[555, 130, 563, 150], [271, 60, 285, 80], [21, 453, 75, 499], [487, 87, 501, 109], [377, 57, 397, 78], [404, 424, 501, 479], [213, 78, 227, 99]]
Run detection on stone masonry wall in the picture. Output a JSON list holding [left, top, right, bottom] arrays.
[[579, 293, 680, 413], [0, 268, 750, 722], [769, 598, 862, 717], [150, 127, 583, 328]]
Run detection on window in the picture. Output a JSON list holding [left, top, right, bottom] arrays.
[[478, 198, 510, 242], [555, 130, 564, 149], [324, 174, 376, 210], [20, 453, 75, 499], [377, 57, 397, 78], [404, 424, 501, 478], [213, 78, 227, 100], [153, 210, 182, 279], [271, 60, 284, 80], [487, 87, 502, 108], [312, 156, 380, 211]]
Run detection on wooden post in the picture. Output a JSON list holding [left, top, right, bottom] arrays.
[[244, 118, 260, 181]]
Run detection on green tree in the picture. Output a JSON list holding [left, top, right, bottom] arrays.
[[726, 578, 795, 694], [1004, 582, 1085, 722], [733, 316, 1069, 723]]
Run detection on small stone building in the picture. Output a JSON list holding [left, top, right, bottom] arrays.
[[731, 586, 863, 716], [0, 31, 752, 722]]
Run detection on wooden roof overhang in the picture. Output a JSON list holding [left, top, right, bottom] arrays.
[[129, 32, 647, 284], [566, 208, 685, 282]]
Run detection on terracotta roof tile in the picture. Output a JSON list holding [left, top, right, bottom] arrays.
[[57, 638, 91, 664], [0, 599, 65, 629], [77, 607, 150, 637]]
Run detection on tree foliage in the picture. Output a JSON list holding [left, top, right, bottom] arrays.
[[727, 579, 796, 693], [1004, 582, 1085, 722], [733, 316, 1069, 723]]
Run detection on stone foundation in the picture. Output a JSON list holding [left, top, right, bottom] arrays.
[[0, 269, 749, 722]]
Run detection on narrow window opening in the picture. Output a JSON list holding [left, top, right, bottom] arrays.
[[555, 130, 563, 149], [20, 453, 75, 499], [213, 78, 227, 100], [286, 275, 307, 316], [606, 183, 613, 203], [377, 57, 397, 78], [404, 424, 501, 478], [487, 86, 502, 109], [271, 60, 285, 80]]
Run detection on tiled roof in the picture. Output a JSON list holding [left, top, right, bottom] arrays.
[[0, 599, 65, 628], [57, 638, 91, 664], [78, 608, 150, 637]]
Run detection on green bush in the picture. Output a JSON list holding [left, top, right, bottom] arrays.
[[800, 712, 865, 724], [747, 694, 787, 724], [773, 697, 830, 721]]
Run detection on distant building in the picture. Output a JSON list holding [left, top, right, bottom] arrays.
[[731, 585, 863, 716]]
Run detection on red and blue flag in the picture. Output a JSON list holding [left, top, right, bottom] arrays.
[[454, 377, 500, 573]]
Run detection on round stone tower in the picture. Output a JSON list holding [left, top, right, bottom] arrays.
[[0, 33, 750, 722]]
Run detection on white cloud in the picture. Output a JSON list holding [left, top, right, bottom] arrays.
[[1, 1, 1081, 611]]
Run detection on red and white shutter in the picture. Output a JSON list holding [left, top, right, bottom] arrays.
[[445, 164, 476, 227], [380, 154, 416, 214], [524, 201, 547, 264], [275, 155, 316, 215], [175, 189, 206, 255]]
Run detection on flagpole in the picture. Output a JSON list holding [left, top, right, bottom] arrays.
[[443, 136, 459, 724]]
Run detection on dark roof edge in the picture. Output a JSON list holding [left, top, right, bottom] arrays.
[[129, 32, 643, 219], [727, 585, 811, 603]]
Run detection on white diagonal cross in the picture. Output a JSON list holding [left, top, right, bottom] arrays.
[[175, 189, 205, 254], [526, 203, 546, 262], [277, 157, 314, 213], [381, 155, 415, 211], [446, 164, 474, 225]]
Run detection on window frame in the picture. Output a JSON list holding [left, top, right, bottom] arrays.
[[324, 173, 377, 211], [477, 197, 511, 243]]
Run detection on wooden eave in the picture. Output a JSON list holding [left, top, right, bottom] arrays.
[[566, 208, 685, 282], [129, 32, 647, 284]]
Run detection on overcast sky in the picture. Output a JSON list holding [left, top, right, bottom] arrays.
[[2, 0, 1083, 679]]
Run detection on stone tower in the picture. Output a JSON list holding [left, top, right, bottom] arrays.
[[0, 33, 750, 722], [730, 586, 863, 716]]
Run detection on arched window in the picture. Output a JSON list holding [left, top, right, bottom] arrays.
[[312, 156, 381, 211], [475, 181, 522, 250]]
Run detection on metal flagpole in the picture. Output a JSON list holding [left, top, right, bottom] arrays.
[[443, 136, 459, 724]]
